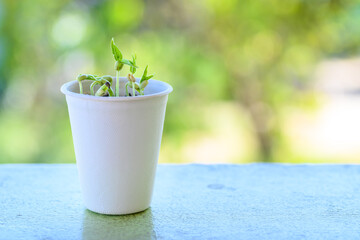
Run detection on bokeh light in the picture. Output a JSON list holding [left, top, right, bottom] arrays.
[[1, 0, 360, 164]]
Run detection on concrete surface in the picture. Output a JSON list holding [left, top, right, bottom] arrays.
[[0, 164, 360, 240]]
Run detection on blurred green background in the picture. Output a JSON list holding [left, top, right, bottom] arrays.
[[1, 0, 360, 164]]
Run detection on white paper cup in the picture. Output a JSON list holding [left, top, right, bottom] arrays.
[[61, 77, 172, 215]]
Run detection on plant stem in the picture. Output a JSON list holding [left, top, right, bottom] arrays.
[[125, 83, 129, 96], [108, 87, 114, 96], [116, 70, 120, 97], [132, 82, 135, 97], [78, 81, 83, 94], [90, 81, 98, 95]]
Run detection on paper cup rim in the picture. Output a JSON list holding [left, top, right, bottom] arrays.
[[61, 78, 173, 102]]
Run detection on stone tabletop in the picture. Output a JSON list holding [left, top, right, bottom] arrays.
[[1, 164, 360, 240]]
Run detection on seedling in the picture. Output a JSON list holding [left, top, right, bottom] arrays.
[[76, 38, 154, 97]]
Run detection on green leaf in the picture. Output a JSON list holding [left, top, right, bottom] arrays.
[[130, 54, 137, 74], [140, 65, 148, 83], [145, 74, 154, 81], [111, 38, 122, 61], [141, 66, 154, 83], [131, 54, 136, 64], [120, 59, 138, 68], [143, 65, 148, 77], [115, 61, 124, 71]]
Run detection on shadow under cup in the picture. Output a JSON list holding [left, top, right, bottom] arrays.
[[82, 208, 157, 240]]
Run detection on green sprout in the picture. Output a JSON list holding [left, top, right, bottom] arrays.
[[126, 73, 140, 96], [111, 38, 123, 97], [77, 74, 97, 94], [111, 38, 138, 97], [90, 75, 114, 96], [95, 81, 111, 97], [139, 65, 154, 95], [125, 55, 139, 97], [125, 65, 154, 96], [76, 38, 152, 97]]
